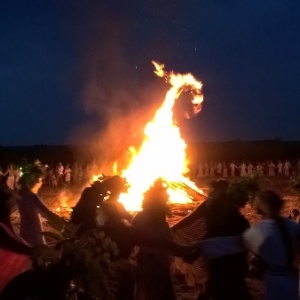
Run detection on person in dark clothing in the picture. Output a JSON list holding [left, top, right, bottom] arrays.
[[95, 201, 183, 259], [94, 201, 192, 300], [132, 180, 176, 300], [102, 175, 133, 222], [197, 180, 252, 300], [71, 175, 131, 236], [71, 181, 107, 235]]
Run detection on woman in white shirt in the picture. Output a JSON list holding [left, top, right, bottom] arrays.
[[198, 191, 300, 300]]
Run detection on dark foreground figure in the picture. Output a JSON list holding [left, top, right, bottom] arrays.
[[172, 180, 255, 300], [71, 175, 131, 236], [198, 181, 251, 300], [132, 180, 176, 300], [1, 202, 192, 300]]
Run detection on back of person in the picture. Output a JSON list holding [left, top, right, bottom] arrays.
[[198, 190, 300, 300], [71, 187, 101, 236], [244, 218, 300, 271], [132, 181, 177, 300], [243, 218, 299, 300], [133, 211, 175, 300], [203, 206, 250, 300], [206, 208, 249, 272], [246, 191, 300, 300]]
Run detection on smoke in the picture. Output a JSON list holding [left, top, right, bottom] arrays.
[[63, 0, 187, 174]]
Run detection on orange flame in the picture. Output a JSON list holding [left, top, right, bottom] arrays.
[[117, 61, 204, 211], [55, 191, 73, 214]]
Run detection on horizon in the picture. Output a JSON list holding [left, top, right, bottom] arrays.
[[2, 138, 300, 148]]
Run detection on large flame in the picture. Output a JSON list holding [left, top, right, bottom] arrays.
[[117, 61, 204, 211]]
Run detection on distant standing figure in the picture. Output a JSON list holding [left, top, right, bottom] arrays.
[[222, 162, 228, 178], [3, 164, 15, 190], [64, 164, 72, 184], [209, 162, 215, 177], [247, 162, 254, 176], [239, 162, 248, 177], [34, 159, 42, 167], [56, 163, 64, 186], [277, 161, 283, 176], [229, 162, 237, 177], [48, 167, 57, 187], [283, 160, 291, 177], [267, 161, 276, 177], [216, 162, 222, 177], [256, 163, 264, 176], [14, 167, 21, 189]]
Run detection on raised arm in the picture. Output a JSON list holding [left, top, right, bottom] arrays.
[[31, 194, 64, 230], [30, 194, 54, 219]]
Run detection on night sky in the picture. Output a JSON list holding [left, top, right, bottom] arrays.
[[1, 0, 300, 146]]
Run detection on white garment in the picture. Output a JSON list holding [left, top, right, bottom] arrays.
[[222, 165, 228, 178], [247, 164, 254, 176], [268, 162, 276, 177], [277, 163, 283, 176], [57, 165, 64, 175], [256, 164, 264, 176], [216, 162, 222, 174], [6, 176, 15, 190], [240, 163, 248, 177], [201, 219, 300, 300], [229, 163, 237, 177], [197, 163, 204, 178], [283, 162, 291, 177], [64, 168, 71, 182]]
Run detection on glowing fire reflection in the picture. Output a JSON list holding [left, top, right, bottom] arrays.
[[116, 61, 204, 211]]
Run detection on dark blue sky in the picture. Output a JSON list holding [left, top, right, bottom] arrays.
[[1, 0, 300, 146]]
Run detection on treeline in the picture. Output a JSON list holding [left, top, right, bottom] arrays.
[[1, 140, 300, 167], [188, 140, 300, 163]]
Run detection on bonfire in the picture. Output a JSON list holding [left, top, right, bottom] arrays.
[[94, 61, 206, 212]]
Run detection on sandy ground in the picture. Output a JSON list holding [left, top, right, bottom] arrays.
[[10, 177, 299, 300]]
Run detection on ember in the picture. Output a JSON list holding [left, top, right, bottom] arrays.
[[55, 190, 74, 218]]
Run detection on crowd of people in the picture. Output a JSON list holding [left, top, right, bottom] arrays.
[[0, 161, 299, 299], [1, 157, 299, 193], [196, 159, 300, 178], [0, 160, 88, 191]]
